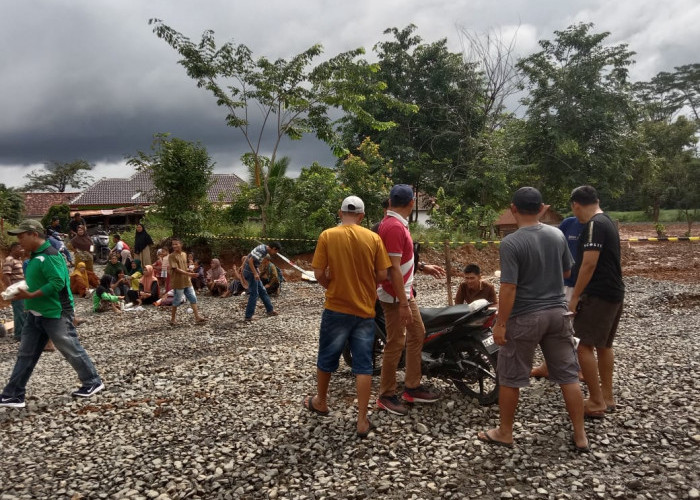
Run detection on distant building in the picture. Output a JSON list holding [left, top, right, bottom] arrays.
[[69, 171, 244, 228], [495, 207, 563, 237], [23, 192, 80, 219]]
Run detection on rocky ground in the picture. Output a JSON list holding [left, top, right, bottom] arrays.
[[0, 270, 698, 499]]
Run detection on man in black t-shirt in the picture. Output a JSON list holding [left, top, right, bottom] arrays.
[[569, 186, 624, 418]]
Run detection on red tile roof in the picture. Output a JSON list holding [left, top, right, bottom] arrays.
[[23, 192, 80, 218], [71, 171, 245, 206]]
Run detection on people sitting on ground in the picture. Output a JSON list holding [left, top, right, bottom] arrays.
[[69, 225, 94, 271], [454, 263, 498, 306], [260, 256, 281, 297], [227, 256, 249, 296], [111, 234, 131, 266], [191, 259, 206, 292], [138, 265, 161, 306], [46, 216, 74, 266], [128, 259, 143, 290], [111, 270, 131, 299], [69, 262, 99, 298], [93, 275, 123, 313], [103, 253, 127, 280], [206, 258, 228, 296]]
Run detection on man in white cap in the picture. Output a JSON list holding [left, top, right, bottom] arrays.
[[304, 196, 391, 438]]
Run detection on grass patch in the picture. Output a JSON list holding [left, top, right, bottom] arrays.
[[607, 209, 692, 223]]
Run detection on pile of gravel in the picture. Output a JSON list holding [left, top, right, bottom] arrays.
[[0, 275, 698, 499]]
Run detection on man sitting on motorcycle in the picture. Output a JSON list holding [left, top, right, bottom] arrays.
[[454, 263, 498, 306], [46, 216, 73, 266]]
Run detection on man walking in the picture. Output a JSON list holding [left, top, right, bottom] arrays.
[[477, 187, 588, 451], [569, 185, 624, 417], [3, 243, 25, 341], [242, 241, 282, 321], [376, 184, 446, 416], [304, 196, 391, 437], [0, 220, 104, 408], [168, 237, 206, 326]]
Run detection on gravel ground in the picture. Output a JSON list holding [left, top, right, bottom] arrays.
[[0, 274, 699, 500]]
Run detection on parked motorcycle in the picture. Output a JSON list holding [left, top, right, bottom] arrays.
[[343, 299, 499, 405], [90, 229, 111, 264]]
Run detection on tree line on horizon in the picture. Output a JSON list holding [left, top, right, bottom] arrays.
[[3, 22, 698, 242]]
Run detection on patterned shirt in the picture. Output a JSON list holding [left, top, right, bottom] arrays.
[[3, 255, 24, 284]]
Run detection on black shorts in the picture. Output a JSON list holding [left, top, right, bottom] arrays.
[[574, 294, 623, 348]]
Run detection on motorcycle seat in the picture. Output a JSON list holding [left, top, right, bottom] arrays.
[[419, 299, 491, 331]]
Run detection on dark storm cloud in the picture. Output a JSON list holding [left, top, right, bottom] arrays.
[[1, 0, 698, 187]]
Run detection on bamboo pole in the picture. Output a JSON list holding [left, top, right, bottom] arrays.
[[444, 239, 453, 306]]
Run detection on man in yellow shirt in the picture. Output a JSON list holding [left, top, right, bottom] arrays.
[[304, 196, 391, 438]]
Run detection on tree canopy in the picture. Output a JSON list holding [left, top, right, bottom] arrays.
[[23, 160, 94, 193]]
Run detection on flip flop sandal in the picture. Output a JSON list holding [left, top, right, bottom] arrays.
[[357, 420, 377, 439], [571, 437, 591, 453], [302, 396, 329, 417], [477, 430, 513, 448]]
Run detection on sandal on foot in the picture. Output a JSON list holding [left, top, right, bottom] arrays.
[[477, 430, 513, 448], [572, 437, 591, 453], [584, 408, 606, 420], [302, 396, 329, 417], [357, 420, 377, 439]]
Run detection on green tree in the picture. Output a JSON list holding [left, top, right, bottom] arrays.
[[150, 19, 400, 235], [23, 160, 94, 192], [517, 23, 637, 207], [41, 204, 71, 233], [127, 134, 215, 237], [336, 137, 392, 226], [341, 25, 486, 216], [0, 184, 25, 224]]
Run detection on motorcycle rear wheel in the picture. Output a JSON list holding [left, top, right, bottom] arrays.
[[95, 247, 110, 265], [450, 342, 499, 406], [342, 323, 405, 376]]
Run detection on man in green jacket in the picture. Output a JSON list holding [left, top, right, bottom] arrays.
[[0, 220, 104, 409]]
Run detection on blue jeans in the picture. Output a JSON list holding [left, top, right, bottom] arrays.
[[11, 300, 25, 340], [2, 312, 102, 398], [317, 309, 376, 375], [49, 236, 73, 263], [243, 269, 274, 319]]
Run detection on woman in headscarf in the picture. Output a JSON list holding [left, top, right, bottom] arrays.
[[133, 223, 155, 266], [70, 262, 90, 297], [69, 225, 94, 271], [206, 258, 228, 296], [129, 259, 143, 290], [138, 265, 161, 305]]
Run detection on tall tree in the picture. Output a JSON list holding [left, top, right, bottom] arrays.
[[150, 19, 401, 235], [127, 134, 214, 236], [0, 184, 25, 224], [23, 160, 94, 192], [517, 23, 637, 207]]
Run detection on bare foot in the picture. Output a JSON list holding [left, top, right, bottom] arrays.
[[583, 398, 607, 413]]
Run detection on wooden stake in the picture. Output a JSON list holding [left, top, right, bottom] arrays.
[[445, 240, 453, 306]]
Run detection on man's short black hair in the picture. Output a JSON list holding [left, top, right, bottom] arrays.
[[9, 242, 21, 251], [269, 241, 282, 251], [570, 185, 599, 206], [113, 234, 121, 240], [51, 216, 60, 222], [171, 237, 181, 243], [381, 198, 390, 210], [463, 263, 481, 275]]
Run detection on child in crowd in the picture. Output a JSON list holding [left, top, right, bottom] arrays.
[[94, 275, 123, 313]]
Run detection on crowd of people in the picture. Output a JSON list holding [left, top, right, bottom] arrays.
[[2, 184, 624, 454]]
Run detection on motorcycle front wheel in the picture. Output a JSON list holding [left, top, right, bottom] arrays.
[[342, 323, 405, 376], [95, 247, 110, 265], [450, 341, 499, 406]]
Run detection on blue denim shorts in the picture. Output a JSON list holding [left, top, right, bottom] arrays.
[[173, 286, 197, 305], [317, 309, 376, 375]]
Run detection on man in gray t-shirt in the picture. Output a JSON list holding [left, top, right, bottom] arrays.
[[477, 187, 589, 452]]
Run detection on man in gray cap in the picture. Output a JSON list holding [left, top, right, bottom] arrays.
[[0, 220, 104, 408], [477, 187, 588, 451]]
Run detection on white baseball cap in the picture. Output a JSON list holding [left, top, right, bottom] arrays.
[[340, 196, 365, 214]]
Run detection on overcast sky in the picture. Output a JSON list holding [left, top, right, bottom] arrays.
[[1, 0, 699, 189]]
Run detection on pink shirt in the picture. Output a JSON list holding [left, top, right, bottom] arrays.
[[377, 211, 414, 302]]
